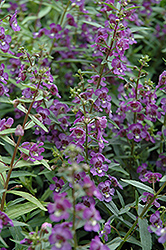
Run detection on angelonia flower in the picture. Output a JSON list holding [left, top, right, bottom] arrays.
[[0, 211, 14, 232], [155, 227, 166, 244], [49, 222, 72, 250], [48, 192, 72, 222], [98, 180, 115, 202], [90, 236, 110, 250], [99, 220, 111, 242], [49, 177, 64, 193], [20, 142, 45, 162], [15, 124, 24, 136], [83, 205, 101, 232], [0, 27, 12, 53], [9, 10, 21, 31], [141, 192, 160, 208], [0, 117, 14, 131]]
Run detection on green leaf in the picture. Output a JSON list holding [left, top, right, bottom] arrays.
[[6, 202, 38, 219], [11, 171, 36, 178], [0, 128, 16, 135], [106, 237, 123, 250], [101, 2, 118, 10], [22, 15, 37, 25], [121, 179, 154, 193], [160, 175, 166, 182], [38, 6, 51, 18], [110, 165, 129, 176], [138, 217, 152, 250], [17, 104, 48, 132], [0, 235, 8, 247], [82, 20, 104, 28], [0, 135, 15, 146], [7, 190, 47, 211]]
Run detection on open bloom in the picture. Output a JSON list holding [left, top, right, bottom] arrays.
[[0, 211, 14, 232], [90, 236, 110, 250], [9, 11, 21, 31], [20, 142, 45, 162]]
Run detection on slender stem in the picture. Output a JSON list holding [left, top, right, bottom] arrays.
[[0, 77, 42, 211], [116, 181, 166, 250]]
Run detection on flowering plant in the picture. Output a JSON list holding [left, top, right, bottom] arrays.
[[0, 0, 165, 249]]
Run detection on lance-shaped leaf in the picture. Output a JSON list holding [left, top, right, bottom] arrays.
[[17, 103, 48, 132], [7, 190, 47, 211], [121, 179, 154, 193]]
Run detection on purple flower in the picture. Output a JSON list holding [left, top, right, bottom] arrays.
[[36, 107, 51, 125], [20, 142, 45, 162], [87, 75, 106, 87], [0, 63, 8, 84], [128, 100, 143, 112], [9, 11, 21, 31], [145, 104, 161, 122], [127, 123, 146, 142], [70, 126, 86, 144], [99, 220, 111, 242], [0, 27, 12, 53], [98, 181, 115, 202], [49, 223, 72, 250], [0, 211, 14, 232], [90, 152, 110, 177], [90, 236, 110, 250], [82, 196, 95, 207], [158, 70, 166, 89], [144, 172, 162, 184], [49, 177, 64, 193], [48, 23, 62, 39], [41, 222, 52, 233], [56, 133, 73, 149], [0, 117, 14, 131], [66, 14, 77, 27], [155, 227, 166, 244], [48, 192, 72, 222], [82, 175, 102, 199], [141, 192, 160, 208], [148, 211, 162, 233], [83, 205, 101, 232], [15, 124, 24, 136], [111, 57, 127, 75], [109, 175, 123, 189], [137, 163, 149, 182]]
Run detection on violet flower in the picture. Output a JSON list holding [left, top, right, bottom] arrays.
[[9, 11, 21, 31], [48, 192, 72, 222], [0, 211, 14, 232], [98, 181, 115, 202], [49, 177, 64, 193], [49, 223, 72, 250], [155, 227, 166, 244], [83, 205, 101, 232], [141, 192, 160, 208], [99, 220, 111, 242], [90, 236, 110, 250]]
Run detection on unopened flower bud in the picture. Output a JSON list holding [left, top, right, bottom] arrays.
[[15, 125, 24, 136]]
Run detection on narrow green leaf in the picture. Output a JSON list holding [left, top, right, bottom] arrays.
[[0, 128, 16, 135], [6, 202, 38, 219], [22, 15, 37, 25], [38, 6, 51, 18], [138, 217, 152, 250], [0, 235, 8, 247], [0, 135, 15, 146], [160, 175, 166, 182], [7, 190, 47, 211], [11, 171, 36, 178], [17, 104, 48, 132], [121, 179, 154, 193]]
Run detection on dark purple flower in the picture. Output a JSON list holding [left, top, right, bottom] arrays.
[[111, 57, 127, 75], [49, 177, 64, 193], [108, 175, 123, 189], [90, 236, 110, 250], [157, 70, 166, 89], [49, 223, 72, 250], [98, 181, 115, 202], [145, 104, 161, 122], [90, 152, 110, 177], [48, 23, 62, 39], [21, 142, 45, 162], [0, 63, 8, 84], [0, 211, 14, 232], [128, 100, 143, 112], [56, 133, 73, 149], [9, 11, 21, 31], [83, 205, 101, 232], [70, 126, 86, 144], [66, 13, 77, 27], [127, 123, 146, 142], [87, 75, 106, 87], [36, 107, 51, 125], [144, 172, 162, 184], [82, 196, 95, 207], [48, 192, 72, 222], [141, 192, 160, 208]]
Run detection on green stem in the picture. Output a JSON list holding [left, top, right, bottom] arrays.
[[116, 181, 166, 250]]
